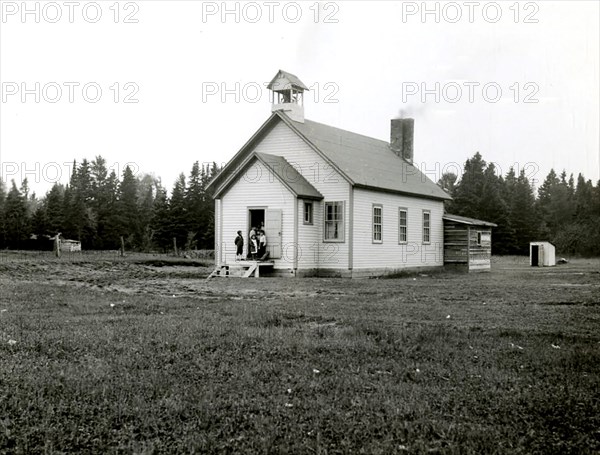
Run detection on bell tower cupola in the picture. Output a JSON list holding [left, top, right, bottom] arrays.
[[267, 69, 308, 123]]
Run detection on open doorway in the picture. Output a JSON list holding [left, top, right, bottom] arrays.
[[248, 208, 265, 234], [247, 207, 282, 259], [531, 245, 539, 266], [247, 208, 265, 259]]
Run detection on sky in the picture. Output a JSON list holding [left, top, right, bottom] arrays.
[[1, 0, 598, 198]]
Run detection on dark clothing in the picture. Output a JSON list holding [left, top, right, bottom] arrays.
[[235, 234, 244, 255]]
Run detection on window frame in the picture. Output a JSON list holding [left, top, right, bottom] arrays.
[[422, 210, 431, 244], [303, 201, 313, 225], [323, 201, 345, 243], [398, 207, 408, 244], [372, 204, 383, 244]]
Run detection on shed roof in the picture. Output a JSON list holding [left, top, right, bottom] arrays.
[[267, 70, 309, 92], [443, 214, 497, 227], [213, 151, 323, 200]]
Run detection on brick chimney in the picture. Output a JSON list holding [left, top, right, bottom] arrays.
[[390, 118, 414, 163]]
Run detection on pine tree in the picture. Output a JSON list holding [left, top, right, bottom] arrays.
[[437, 172, 457, 213], [115, 166, 140, 249], [61, 162, 78, 239], [137, 173, 158, 252], [479, 164, 514, 254], [4, 181, 29, 248], [151, 184, 171, 252], [573, 174, 594, 221], [100, 170, 121, 249], [536, 169, 574, 239], [450, 152, 486, 218], [506, 169, 538, 254], [91, 156, 111, 248], [168, 173, 188, 252], [185, 162, 206, 250], [30, 205, 49, 248], [68, 159, 96, 246], [0, 178, 6, 247], [45, 184, 65, 236]]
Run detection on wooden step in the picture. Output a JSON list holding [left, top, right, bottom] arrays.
[[207, 261, 274, 279]]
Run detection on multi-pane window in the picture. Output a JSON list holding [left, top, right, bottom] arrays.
[[423, 210, 431, 244], [324, 202, 344, 241], [398, 208, 407, 243], [304, 202, 313, 225], [373, 205, 383, 243]]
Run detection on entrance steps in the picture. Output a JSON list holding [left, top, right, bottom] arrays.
[[207, 261, 274, 279]]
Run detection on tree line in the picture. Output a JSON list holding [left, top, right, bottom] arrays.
[[439, 152, 600, 256], [0, 156, 220, 253], [1, 152, 598, 256]]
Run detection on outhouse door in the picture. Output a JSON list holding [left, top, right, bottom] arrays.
[[531, 245, 539, 266]]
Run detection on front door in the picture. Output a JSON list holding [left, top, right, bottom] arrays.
[[265, 209, 282, 259]]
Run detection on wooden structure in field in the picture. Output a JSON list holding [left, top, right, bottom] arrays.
[[530, 241, 555, 267], [443, 214, 496, 272], [61, 239, 82, 252]]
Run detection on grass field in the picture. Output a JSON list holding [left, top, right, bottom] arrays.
[[0, 255, 599, 453]]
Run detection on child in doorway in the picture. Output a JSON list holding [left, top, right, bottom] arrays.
[[247, 226, 256, 259], [258, 230, 267, 259], [249, 234, 258, 260]]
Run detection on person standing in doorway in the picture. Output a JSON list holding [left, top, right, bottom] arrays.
[[249, 233, 258, 260], [247, 226, 256, 259], [258, 230, 267, 259]]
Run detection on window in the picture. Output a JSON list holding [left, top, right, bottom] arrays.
[[398, 208, 407, 243], [479, 231, 491, 246], [422, 210, 431, 244], [324, 201, 344, 242], [373, 204, 383, 243], [303, 201, 313, 225]]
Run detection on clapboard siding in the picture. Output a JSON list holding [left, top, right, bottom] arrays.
[[215, 199, 222, 264], [252, 122, 350, 269], [352, 187, 444, 271], [220, 160, 295, 269], [297, 199, 322, 269]]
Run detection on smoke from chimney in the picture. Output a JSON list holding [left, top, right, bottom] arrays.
[[390, 118, 414, 164]]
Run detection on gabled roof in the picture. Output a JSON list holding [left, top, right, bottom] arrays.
[[267, 70, 309, 92], [213, 151, 323, 200], [208, 111, 452, 201], [443, 214, 497, 227], [277, 114, 451, 201]]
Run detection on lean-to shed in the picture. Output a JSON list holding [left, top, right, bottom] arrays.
[[443, 214, 497, 272]]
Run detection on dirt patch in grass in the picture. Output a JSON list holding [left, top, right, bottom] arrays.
[[0, 255, 599, 453]]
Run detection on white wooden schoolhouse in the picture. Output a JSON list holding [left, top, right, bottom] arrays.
[[207, 70, 453, 277]]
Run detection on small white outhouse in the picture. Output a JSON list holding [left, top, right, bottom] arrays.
[[530, 241, 555, 267]]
